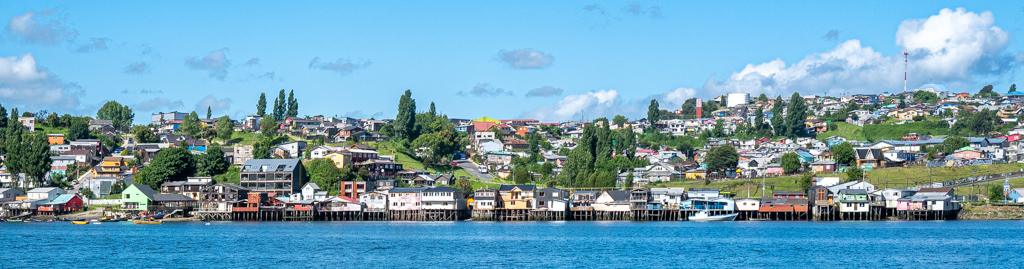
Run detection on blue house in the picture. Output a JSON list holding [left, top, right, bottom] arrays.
[[794, 150, 815, 163], [1009, 188, 1024, 203]]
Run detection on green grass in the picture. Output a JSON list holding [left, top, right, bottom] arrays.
[[226, 132, 257, 145], [470, 180, 501, 190], [815, 122, 865, 141]]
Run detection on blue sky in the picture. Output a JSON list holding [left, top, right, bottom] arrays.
[[2, 1, 1023, 123]]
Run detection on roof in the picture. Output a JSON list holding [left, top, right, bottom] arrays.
[[389, 187, 428, 193], [498, 184, 536, 191], [241, 159, 302, 173], [128, 184, 158, 200], [424, 187, 463, 193], [601, 190, 629, 202], [43, 194, 79, 205], [28, 187, 61, 193], [838, 189, 868, 195], [152, 193, 196, 202]]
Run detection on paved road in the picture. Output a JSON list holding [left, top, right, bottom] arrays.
[[68, 169, 92, 195], [455, 160, 493, 181]]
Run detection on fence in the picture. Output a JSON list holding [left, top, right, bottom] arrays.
[[910, 171, 1024, 190], [926, 159, 1005, 168], [84, 198, 122, 206]]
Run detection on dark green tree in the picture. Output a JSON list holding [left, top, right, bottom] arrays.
[[306, 158, 343, 195], [215, 116, 234, 143], [259, 115, 277, 136], [96, 101, 134, 132], [988, 184, 1005, 203], [513, 166, 531, 184], [179, 111, 202, 137], [941, 136, 970, 155], [68, 118, 90, 140], [273, 89, 287, 121], [197, 145, 229, 177], [798, 173, 814, 192], [784, 92, 807, 137], [252, 136, 273, 159], [454, 178, 473, 195], [832, 142, 855, 165], [612, 115, 628, 128], [132, 125, 158, 143], [257, 92, 267, 117], [286, 89, 298, 118], [206, 106, 212, 119], [846, 167, 864, 182], [24, 132, 52, 186], [705, 144, 739, 175], [758, 93, 769, 102], [781, 152, 801, 174], [1011, 84, 1017, 93], [624, 171, 634, 188], [647, 99, 660, 123], [394, 90, 417, 140], [134, 146, 197, 189], [770, 95, 786, 137]]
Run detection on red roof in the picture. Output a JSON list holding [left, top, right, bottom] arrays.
[[336, 196, 358, 203], [472, 121, 497, 132]]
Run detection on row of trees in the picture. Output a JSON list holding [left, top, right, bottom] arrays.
[[257, 89, 300, 121], [0, 103, 52, 187], [560, 118, 645, 188]]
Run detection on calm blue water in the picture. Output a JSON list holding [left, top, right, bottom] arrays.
[[2, 220, 1022, 268]]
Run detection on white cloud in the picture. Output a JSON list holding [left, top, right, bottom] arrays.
[[185, 48, 231, 80], [498, 49, 554, 69], [702, 8, 1017, 97], [6, 9, 78, 45], [0, 53, 82, 110], [194, 95, 232, 114], [132, 97, 183, 112], [520, 87, 698, 122], [525, 86, 564, 97], [345, 110, 384, 119], [308, 57, 370, 75], [458, 83, 514, 97]]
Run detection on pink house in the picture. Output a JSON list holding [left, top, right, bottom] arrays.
[[952, 150, 984, 160], [764, 164, 784, 175], [896, 199, 925, 211], [388, 187, 426, 211]]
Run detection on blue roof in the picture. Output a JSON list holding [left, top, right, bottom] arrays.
[[795, 151, 814, 158], [1006, 91, 1024, 96]]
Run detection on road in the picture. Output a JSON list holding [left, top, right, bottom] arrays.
[[455, 159, 493, 181], [68, 169, 92, 195]]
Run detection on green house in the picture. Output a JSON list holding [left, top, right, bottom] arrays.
[[122, 184, 196, 211]]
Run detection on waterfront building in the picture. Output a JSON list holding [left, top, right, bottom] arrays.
[[594, 190, 630, 212], [498, 184, 535, 209], [121, 184, 196, 212], [359, 191, 388, 212], [421, 187, 466, 210], [239, 159, 308, 196], [534, 187, 569, 211], [473, 188, 498, 210], [388, 188, 427, 211], [649, 188, 686, 209], [196, 183, 250, 213], [837, 189, 869, 214]]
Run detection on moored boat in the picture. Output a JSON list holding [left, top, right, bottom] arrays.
[[687, 210, 738, 222], [72, 220, 89, 225], [133, 220, 162, 225]]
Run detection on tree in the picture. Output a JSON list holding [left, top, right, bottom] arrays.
[[273, 89, 287, 121], [134, 146, 197, 189], [286, 89, 298, 118], [81, 188, 95, 199], [132, 125, 158, 143], [705, 145, 739, 175], [846, 167, 864, 183], [252, 136, 273, 159], [257, 93, 267, 117], [215, 116, 234, 143], [624, 171, 634, 188], [306, 158, 344, 195], [179, 111, 202, 137], [1011, 84, 1018, 93], [206, 106, 212, 119], [912, 91, 940, 104], [197, 145, 230, 177], [770, 95, 786, 137], [454, 178, 472, 195], [68, 118, 90, 140], [781, 152, 801, 174], [96, 101, 134, 132], [647, 99, 659, 123], [259, 115, 277, 136], [798, 173, 814, 192], [988, 184, 1005, 203], [612, 115, 628, 128], [832, 142, 855, 165], [394, 90, 417, 140], [513, 166, 531, 184], [784, 92, 807, 137], [23, 132, 52, 186], [758, 93, 769, 102], [941, 136, 969, 155], [977, 84, 995, 98]]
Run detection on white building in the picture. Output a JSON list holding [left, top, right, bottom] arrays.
[[727, 93, 750, 108]]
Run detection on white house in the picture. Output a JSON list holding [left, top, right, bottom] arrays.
[[593, 190, 631, 212], [27, 187, 65, 201], [420, 187, 466, 210], [359, 191, 389, 212], [649, 188, 686, 209]]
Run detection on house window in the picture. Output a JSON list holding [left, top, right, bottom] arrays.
[[511, 201, 516, 206], [125, 194, 130, 199], [539, 192, 545, 197]]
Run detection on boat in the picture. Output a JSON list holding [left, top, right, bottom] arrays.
[[72, 220, 89, 225], [99, 216, 123, 222], [687, 210, 738, 222], [133, 220, 162, 225]]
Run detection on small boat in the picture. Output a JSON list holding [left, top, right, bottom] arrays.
[[90, 220, 102, 225], [72, 220, 89, 225], [133, 220, 162, 225], [687, 210, 738, 222], [7, 219, 23, 222], [99, 216, 123, 222]]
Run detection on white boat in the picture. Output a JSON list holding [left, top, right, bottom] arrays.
[[687, 210, 738, 222]]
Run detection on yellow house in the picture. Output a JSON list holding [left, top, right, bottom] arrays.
[[498, 184, 535, 209], [473, 116, 501, 123], [325, 152, 352, 169], [95, 157, 128, 178], [685, 168, 707, 179]]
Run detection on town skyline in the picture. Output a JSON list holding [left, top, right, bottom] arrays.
[[2, 2, 1024, 123]]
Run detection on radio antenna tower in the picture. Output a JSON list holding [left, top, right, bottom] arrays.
[[903, 51, 908, 94]]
